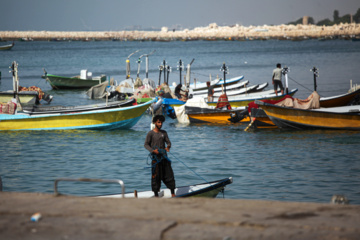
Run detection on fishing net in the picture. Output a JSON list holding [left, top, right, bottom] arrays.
[[18, 86, 44, 100]]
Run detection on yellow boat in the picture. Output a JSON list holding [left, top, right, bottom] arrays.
[[256, 101, 360, 130], [185, 106, 250, 124], [0, 98, 155, 131]]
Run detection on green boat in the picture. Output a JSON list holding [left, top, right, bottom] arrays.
[[42, 70, 107, 89]]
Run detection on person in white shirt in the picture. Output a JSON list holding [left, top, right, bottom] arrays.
[[272, 63, 284, 96]]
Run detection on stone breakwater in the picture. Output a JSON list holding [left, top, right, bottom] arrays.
[[1, 23, 360, 41]]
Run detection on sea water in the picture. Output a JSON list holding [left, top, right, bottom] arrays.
[[0, 39, 360, 204]]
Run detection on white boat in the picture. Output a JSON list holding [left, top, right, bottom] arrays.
[[187, 75, 244, 91], [54, 177, 233, 198], [191, 80, 249, 96]]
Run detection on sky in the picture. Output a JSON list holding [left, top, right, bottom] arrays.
[[0, 0, 359, 31]]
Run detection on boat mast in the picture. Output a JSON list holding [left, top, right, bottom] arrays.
[[126, 49, 140, 79], [311, 66, 318, 92], [10, 61, 22, 110], [220, 62, 228, 94], [178, 59, 183, 85], [136, 55, 143, 78], [166, 65, 171, 85], [158, 64, 163, 86], [145, 50, 156, 79], [282, 66, 289, 94], [185, 58, 195, 88], [163, 60, 166, 84]]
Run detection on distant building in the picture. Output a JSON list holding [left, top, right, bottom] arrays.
[[303, 16, 309, 25]]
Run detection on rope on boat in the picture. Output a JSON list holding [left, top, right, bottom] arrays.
[[168, 151, 210, 185], [146, 147, 211, 185]]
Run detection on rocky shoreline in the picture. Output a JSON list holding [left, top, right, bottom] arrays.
[[1, 23, 360, 41]]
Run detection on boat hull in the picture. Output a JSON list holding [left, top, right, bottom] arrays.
[[96, 177, 233, 198], [44, 74, 107, 89], [319, 89, 360, 108], [186, 106, 250, 124], [259, 104, 360, 130], [0, 99, 154, 131], [0, 43, 14, 50]]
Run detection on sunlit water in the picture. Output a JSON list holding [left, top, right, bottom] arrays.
[[0, 40, 360, 204]]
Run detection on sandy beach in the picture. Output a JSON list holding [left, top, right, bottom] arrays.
[[1, 23, 360, 41]]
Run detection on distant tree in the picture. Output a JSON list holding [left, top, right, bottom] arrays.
[[334, 14, 351, 24], [308, 17, 315, 24], [333, 10, 340, 21], [317, 18, 333, 26], [353, 8, 360, 23], [287, 18, 303, 25]]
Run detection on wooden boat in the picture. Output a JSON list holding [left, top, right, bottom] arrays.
[[54, 177, 233, 198], [185, 106, 249, 124], [255, 101, 360, 130], [208, 88, 298, 107], [42, 70, 107, 89], [0, 98, 155, 131], [188, 75, 244, 91], [318, 89, 360, 108], [192, 83, 260, 98], [191, 80, 249, 96], [247, 89, 360, 130], [0, 42, 14, 50]]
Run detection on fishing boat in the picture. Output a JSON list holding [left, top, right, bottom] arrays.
[[0, 98, 155, 131], [191, 82, 265, 98], [255, 100, 360, 130], [42, 69, 107, 89], [318, 89, 360, 108], [188, 75, 244, 92], [208, 88, 298, 107], [185, 105, 249, 124], [0, 42, 14, 50], [54, 177, 233, 198], [191, 79, 249, 97], [244, 89, 360, 130]]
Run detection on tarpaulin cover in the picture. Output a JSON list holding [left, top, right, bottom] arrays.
[[248, 91, 320, 113], [216, 94, 231, 109]]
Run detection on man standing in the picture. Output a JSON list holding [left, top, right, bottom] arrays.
[[144, 115, 176, 197], [272, 63, 284, 96]]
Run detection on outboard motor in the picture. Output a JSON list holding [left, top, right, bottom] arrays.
[[228, 108, 249, 123]]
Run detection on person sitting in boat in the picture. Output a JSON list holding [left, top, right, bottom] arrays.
[[207, 81, 214, 102], [174, 84, 188, 101], [144, 115, 176, 198], [272, 63, 284, 96]]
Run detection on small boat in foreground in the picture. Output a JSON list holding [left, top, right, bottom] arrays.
[[54, 177, 233, 198], [0, 98, 155, 131], [42, 69, 107, 89], [256, 100, 360, 130], [0, 42, 14, 50]]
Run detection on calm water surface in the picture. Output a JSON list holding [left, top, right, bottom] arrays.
[[0, 40, 360, 204]]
